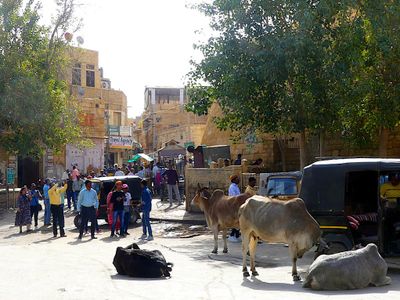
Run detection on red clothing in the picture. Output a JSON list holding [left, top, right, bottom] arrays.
[[107, 191, 120, 230]]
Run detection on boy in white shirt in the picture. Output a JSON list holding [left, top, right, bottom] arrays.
[[122, 184, 132, 235]]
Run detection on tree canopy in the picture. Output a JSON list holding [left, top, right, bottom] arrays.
[[187, 0, 400, 166], [0, 0, 82, 157]]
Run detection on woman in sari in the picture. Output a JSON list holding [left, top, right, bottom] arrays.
[[15, 187, 32, 233]]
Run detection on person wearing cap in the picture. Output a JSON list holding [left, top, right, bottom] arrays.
[[48, 181, 68, 237], [228, 174, 241, 242], [121, 184, 132, 235], [140, 179, 153, 241], [77, 180, 99, 239], [43, 179, 51, 226], [110, 181, 125, 237]]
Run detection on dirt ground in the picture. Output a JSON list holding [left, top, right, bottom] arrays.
[[0, 207, 399, 300]]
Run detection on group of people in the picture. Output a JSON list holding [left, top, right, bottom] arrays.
[[15, 165, 154, 242]]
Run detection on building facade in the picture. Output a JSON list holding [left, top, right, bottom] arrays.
[[45, 47, 133, 178], [138, 87, 207, 154]]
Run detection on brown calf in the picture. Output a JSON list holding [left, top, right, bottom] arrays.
[[192, 186, 251, 254]]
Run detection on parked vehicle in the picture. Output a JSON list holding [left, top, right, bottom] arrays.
[[300, 158, 400, 258], [73, 175, 142, 228], [258, 171, 302, 200]]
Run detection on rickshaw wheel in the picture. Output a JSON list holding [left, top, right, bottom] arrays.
[[74, 214, 82, 229]]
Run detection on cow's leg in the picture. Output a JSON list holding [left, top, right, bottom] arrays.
[[249, 234, 258, 276], [211, 225, 218, 254], [241, 231, 250, 277], [222, 228, 228, 253], [289, 244, 301, 281]]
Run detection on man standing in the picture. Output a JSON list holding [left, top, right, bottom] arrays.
[[71, 165, 80, 181], [77, 180, 99, 239], [245, 177, 257, 196], [140, 179, 153, 241], [163, 164, 181, 205], [48, 181, 68, 237], [29, 183, 42, 229], [121, 184, 132, 235], [234, 154, 242, 165], [66, 175, 75, 210], [228, 174, 241, 242], [115, 166, 125, 177], [43, 179, 51, 226], [110, 181, 125, 237]]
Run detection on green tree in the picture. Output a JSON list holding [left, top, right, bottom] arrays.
[[187, 0, 348, 168], [335, 2, 400, 155], [0, 0, 82, 157], [187, 0, 400, 167]]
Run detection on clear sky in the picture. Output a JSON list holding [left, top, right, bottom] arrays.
[[41, 0, 211, 117]]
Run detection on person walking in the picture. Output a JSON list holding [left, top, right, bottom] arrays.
[[15, 187, 32, 233], [72, 175, 83, 209], [29, 183, 42, 229], [115, 166, 125, 177], [48, 181, 68, 237], [163, 164, 181, 205], [110, 181, 125, 237], [42, 179, 51, 226], [122, 184, 132, 235], [228, 174, 241, 242], [66, 175, 75, 210], [140, 179, 153, 241], [77, 180, 99, 239]]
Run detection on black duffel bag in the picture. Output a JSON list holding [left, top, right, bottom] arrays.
[[113, 243, 173, 278]]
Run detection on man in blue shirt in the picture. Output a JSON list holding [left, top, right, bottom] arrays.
[[77, 180, 99, 240], [43, 179, 51, 226], [228, 174, 241, 242], [140, 179, 153, 241]]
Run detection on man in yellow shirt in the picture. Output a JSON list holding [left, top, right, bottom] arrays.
[[49, 181, 68, 237], [380, 173, 400, 208], [380, 173, 400, 253], [245, 177, 257, 196]]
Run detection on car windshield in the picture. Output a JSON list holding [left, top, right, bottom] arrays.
[[266, 177, 297, 196]]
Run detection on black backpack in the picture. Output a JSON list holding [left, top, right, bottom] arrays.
[[113, 243, 173, 278]]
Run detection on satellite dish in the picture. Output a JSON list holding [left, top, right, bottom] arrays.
[[76, 36, 84, 45]]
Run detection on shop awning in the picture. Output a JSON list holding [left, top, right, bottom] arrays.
[[128, 153, 154, 163]]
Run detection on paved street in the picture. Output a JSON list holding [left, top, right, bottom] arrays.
[[0, 204, 399, 300]]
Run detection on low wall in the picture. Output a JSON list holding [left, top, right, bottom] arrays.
[[185, 165, 242, 212], [0, 188, 20, 209]]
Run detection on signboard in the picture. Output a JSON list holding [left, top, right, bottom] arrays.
[[109, 136, 133, 149], [119, 126, 132, 137], [108, 125, 119, 136], [7, 168, 15, 185]]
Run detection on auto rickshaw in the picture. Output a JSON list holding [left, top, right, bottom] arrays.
[[258, 171, 302, 200], [300, 158, 400, 260], [73, 175, 142, 228]]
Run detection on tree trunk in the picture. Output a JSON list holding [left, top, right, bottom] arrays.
[[319, 131, 325, 158], [378, 127, 389, 157], [299, 130, 307, 170], [276, 137, 287, 172]]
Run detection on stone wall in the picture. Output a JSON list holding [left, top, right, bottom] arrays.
[[185, 165, 242, 211]]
